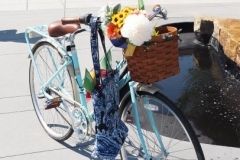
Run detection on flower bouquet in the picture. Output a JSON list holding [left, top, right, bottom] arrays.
[[100, 3, 180, 84], [100, 4, 155, 51]]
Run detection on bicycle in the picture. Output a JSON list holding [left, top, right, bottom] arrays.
[[25, 7, 205, 160]]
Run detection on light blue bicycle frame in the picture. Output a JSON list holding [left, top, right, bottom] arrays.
[[25, 25, 167, 159]]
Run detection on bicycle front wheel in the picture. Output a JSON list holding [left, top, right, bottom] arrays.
[[29, 41, 77, 141], [120, 91, 204, 160]]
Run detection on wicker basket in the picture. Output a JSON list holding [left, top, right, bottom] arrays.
[[124, 26, 179, 84]]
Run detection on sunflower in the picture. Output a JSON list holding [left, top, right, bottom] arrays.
[[111, 13, 124, 28], [121, 7, 134, 14], [111, 8, 134, 28], [111, 14, 119, 26]]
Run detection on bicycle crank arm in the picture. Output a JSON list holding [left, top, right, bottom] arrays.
[[49, 87, 81, 107]]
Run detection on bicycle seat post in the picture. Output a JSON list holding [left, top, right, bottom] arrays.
[[67, 29, 89, 109]]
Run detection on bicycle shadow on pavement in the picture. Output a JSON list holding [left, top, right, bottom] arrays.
[[59, 135, 122, 159], [59, 135, 96, 159], [0, 29, 39, 43]]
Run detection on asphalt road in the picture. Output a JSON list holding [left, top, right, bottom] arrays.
[[0, 1, 240, 159]]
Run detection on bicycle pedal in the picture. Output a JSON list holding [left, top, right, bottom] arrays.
[[45, 97, 62, 110]]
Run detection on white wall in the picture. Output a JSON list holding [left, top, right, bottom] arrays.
[[0, 0, 239, 11]]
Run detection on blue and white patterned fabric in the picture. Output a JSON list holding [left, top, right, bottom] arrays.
[[90, 17, 128, 160]]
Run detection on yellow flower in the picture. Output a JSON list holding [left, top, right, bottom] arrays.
[[118, 13, 124, 19], [118, 20, 124, 28], [111, 14, 119, 26], [152, 28, 159, 36], [111, 12, 125, 28], [121, 7, 134, 14], [111, 7, 135, 28]]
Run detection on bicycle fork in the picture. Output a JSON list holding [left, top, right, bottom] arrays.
[[128, 81, 168, 159]]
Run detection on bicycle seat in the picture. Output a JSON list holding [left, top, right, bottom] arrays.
[[48, 18, 80, 37]]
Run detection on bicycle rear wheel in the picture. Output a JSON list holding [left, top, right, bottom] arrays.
[[29, 41, 77, 141], [120, 91, 204, 160]]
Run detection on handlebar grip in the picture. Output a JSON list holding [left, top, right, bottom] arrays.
[[79, 14, 92, 25]]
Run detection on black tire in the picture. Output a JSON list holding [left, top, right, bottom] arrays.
[[29, 41, 77, 141], [120, 91, 205, 160]]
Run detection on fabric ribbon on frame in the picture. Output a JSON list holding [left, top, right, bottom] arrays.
[[89, 17, 128, 160]]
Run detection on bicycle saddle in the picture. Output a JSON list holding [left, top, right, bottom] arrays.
[[48, 17, 80, 37]]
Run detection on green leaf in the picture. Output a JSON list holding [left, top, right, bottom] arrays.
[[113, 3, 121, 14], [100, 49, 112, 70], [83, 69, 96, 93], [138, 0, 145, 10], [106, 5, 110, 13]]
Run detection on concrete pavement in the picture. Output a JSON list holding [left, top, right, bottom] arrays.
[[0, 1, 240, 159]]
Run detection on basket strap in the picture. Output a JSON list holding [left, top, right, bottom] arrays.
[[98, 27, 113, 73], [90, 17, 101, 88]]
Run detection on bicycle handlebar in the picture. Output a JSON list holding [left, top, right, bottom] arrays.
[[79, 14, 93, 25], [150, 4, 167, 20]]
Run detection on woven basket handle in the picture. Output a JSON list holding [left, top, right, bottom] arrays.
[[160, 27, 178, 41]]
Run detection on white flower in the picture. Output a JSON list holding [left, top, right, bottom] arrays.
[[98, 5, 108, 23], [98, 5, 110, 34], [121, 13, 153, 46]]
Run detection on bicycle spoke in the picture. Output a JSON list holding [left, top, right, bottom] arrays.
[[55, 108, 69, 125], [39, 51, 55, 74], [121, 93, 202, 159], [169, 147, 195, 154], [167, 155, 192, 160], [167, 136, 189, 150], [166, 119, 178, 149]]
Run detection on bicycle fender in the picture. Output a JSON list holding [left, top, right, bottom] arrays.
[[30, 38, 67, 58], [137, 83, 160, 95], [119, 83, 160, 111]]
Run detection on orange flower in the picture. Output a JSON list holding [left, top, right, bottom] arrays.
[[107, 23, 121, 39]]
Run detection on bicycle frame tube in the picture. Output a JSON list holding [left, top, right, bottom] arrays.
[[118, 71, 131, 89], [129, 81, 150, 159], [144, 97, 168, 157], [115, 56, 126, 71], [41, 56, 71, 88], [68, 46, 88, 111], [39, 56, 71, 100], [115, 58, 131, 89]]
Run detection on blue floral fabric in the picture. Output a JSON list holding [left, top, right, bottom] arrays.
[[90, 17, 128, 160]]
